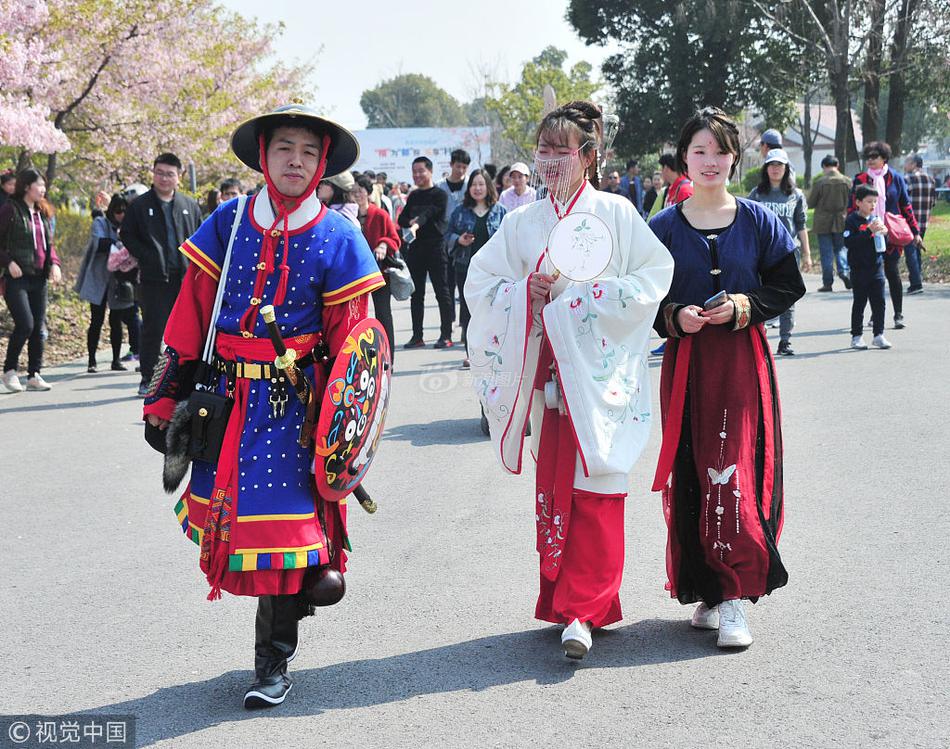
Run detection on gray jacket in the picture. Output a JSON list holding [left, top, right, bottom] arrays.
[[74, 216, 134, 309]]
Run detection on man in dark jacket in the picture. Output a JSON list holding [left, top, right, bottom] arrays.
[[398, 156, 453, 348], [121, 153, 201, 394]]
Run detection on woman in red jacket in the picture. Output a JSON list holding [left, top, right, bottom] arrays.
[[352, 174, 401, 356]]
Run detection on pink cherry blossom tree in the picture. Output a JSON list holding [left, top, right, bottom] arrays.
[[0, 0, 70, 154], [2, 0, 315, 195]]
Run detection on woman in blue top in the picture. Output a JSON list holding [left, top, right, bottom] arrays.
[[446, 168, 506, 368], [649, 107, 804, 650]]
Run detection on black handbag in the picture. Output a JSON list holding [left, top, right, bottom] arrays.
[[114, 280, 135, 305]]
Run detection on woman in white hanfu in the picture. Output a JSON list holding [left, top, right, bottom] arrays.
[[465, 101, 674, 660]]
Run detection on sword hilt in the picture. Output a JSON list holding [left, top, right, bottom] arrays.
[[260, 305, 289, 358], [261, 304, 308, 404]]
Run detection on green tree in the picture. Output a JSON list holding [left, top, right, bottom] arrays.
[[756, 0, 949, 164], [882, 0, 950, 154], [360, 74, 465, 128], [567, 1, 795, 156], [484, 46, 599, 159]]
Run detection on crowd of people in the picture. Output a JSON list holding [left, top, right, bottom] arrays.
[[0, 121, 941, 395]]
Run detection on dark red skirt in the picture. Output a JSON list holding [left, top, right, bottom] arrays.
[[653, 323, 788, 605]]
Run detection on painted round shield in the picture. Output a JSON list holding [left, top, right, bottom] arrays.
[[546, 211, 613, 282], [314, 318, 392, 501]]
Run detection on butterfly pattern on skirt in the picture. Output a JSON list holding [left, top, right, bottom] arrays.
[[705, 409, 742, 558]]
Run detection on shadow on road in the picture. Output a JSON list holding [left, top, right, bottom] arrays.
[[783, 327, 848, 338], [771, 347, 854, 360], [83, 619, 721, 746], [70, 382, 140, 392], [0, 395, 137, 413], [384, 418, 485, 446]]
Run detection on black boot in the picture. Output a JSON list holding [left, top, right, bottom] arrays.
[[243, 595, 298, 709], [274, 593, 306, 663]]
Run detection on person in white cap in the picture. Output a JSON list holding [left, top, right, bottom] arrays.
[[498, 161, 536, 211], [747, 148, 812, 355], [317, 170, 360, 226]]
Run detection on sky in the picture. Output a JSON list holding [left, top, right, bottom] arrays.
[[219, 0, 619, 129]]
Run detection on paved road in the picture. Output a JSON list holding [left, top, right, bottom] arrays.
[[2, 276, 948, 748]]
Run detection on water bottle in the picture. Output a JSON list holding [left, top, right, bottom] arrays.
[[870, 214, 886, 253]]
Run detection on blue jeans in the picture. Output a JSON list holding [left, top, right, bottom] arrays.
[[778, 247, 800, 344], [904, 230, 924, 289], [817, 233, 849, 287]]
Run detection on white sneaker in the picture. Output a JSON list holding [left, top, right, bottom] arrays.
[[561, 618, 592, 660], [26, 374, 52, 391], [851, 336, 868, 350], [717, 599, 753, 648], [871, 334, 892, 349], [2, 370, 24, 392], [690, 602, 720, 630]]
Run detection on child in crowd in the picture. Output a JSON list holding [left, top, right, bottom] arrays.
[[844, 185, 891, 350]]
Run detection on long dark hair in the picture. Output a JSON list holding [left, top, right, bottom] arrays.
[[205, 189, 219, 215], [462, 169, 498, 209], [757, 162, 794, 196], [106, 194, 129, 225], [494, 165, 510, 193], [535, 100, 604, 188], [13, 168, 44, 201]]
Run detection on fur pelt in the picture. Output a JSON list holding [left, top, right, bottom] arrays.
[[163, 400, 193, 493]]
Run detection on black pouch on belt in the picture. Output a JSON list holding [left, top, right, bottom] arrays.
[[186, 389, 234, 463]]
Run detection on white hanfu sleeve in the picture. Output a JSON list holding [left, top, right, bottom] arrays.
[[464, 212, 544, 474], [542, 197, 674, 481]]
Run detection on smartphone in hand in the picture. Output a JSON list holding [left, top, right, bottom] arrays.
[[703, 290, 728, 310]]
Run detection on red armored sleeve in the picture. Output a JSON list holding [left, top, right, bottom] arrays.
[[142, 264, 218, 422]]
